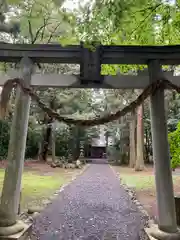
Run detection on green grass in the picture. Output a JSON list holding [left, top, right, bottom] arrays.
[[120, 174, 155, 190], [120, 173, 180, 191], [0, 169, 5, 185], [22, 172, 65, 196], [0, 169, 68, 210], [21, 172, 67, 209]]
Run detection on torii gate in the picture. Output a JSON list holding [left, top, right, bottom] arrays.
[[0, 43, 179, 239]]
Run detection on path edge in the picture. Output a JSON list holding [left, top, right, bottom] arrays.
[[109, 165, 155, 240], [20, 164, 90, 224]]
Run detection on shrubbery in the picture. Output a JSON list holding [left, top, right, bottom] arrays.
[[168, 122, 180, 169], [0, 120, 73, 160], [0, 120, 10, 159], [0, 120, 42, 159], [55, 127, 70, 157], [25, 127, 42, 159]]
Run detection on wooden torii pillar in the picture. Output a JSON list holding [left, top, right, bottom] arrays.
[[0, 57, 33, 237], [146, 61, 180, 239]]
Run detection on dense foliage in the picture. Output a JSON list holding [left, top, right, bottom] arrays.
[[168, 122, 180, 169]]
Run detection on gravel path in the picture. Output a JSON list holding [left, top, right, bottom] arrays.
[[32, 161, 146, 240]]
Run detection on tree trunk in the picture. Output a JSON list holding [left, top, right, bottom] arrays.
[[51, 122, 56, 164], [39, 111, 53, 162], [37, 141, 42, 160], [40, 122, 52, 161], [72, 126, 80, 161], [135, 104, 145, 171], [39, 98, 56, 162], [75, 138, 80, 160], [105, 131, 108, 158], [129, 109, 136, 168], [144, 128, 150, 163]]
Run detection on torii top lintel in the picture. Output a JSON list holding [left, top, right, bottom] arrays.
[[0, 43, 180, 65]]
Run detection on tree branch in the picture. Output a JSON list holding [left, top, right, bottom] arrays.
[[32, 17, 50, 44], [47, 23, 61, 43], [28, 20, 34, 43], [127, 3, 162, 41], [40, 18, 47, 41]]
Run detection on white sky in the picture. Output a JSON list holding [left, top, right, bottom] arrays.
[[63, 0, 88, 10], [63, 0, 176, 10]]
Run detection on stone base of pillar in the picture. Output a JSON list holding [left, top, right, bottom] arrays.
[[145, 224, 180, 240], [0, 221, 32, 240]]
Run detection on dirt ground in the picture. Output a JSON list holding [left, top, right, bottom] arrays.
[[112, 165, 180, 222], [0, 159, 83, 175]]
